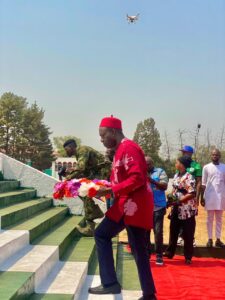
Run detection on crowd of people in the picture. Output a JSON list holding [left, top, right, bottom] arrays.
[[59, 116, 225, 300]]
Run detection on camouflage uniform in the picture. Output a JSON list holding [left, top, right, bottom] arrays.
[[66, 146, 111, 236]]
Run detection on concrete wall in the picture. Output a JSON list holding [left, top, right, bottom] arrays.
[[0, 152, 86, 214], [0, 152, 58, 197]]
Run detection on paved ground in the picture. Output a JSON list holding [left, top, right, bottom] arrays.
[[119, 205, 225, 246]]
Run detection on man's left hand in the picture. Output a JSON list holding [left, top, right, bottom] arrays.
[[95, 186, 112, 198]]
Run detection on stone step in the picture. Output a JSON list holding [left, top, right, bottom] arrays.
[[0, 198, 53, 229], [0, 245, 59, 292], [36, 261, 87, 295], [33, 216, 83, 258], [7, 207, 69, 242], [0, 180, 20, 193], [75, 275, 142, 300], [0, 188, 37, 208], [0, 271, 34, 300], [71, 237, 119, 299], [30, 294, 73, 300], [0, 230, 29, 265]]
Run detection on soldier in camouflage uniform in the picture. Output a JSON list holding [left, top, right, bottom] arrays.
[[63, 139, 111, 236]]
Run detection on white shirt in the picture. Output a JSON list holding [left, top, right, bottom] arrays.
[[202, 162, 225, 210]]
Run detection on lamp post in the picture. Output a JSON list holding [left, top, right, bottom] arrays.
[[194, 124, 201, 160]]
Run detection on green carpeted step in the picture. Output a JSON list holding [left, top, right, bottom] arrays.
[[30, 294, 73, 300], [116, 244, 141, 290], [62, 236, 96, 264], [61, 236, 118, 276], [0, 180, 20, 193], [0, 189, 36, 208], [33, 216, 83, 258], [0, 198, 53, 228], [6, 207, 69, 242], [0, 271, 34, 300], [87, 237, 118, 276]]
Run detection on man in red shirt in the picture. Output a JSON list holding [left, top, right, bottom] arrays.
[[88, 116, 156, 300]]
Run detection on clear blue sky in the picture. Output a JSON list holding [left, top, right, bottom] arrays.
[[1, 0, 225, 151]]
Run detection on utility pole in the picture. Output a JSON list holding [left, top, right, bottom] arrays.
[[178, 129, 186, 149], [194, 124, 201, 160]]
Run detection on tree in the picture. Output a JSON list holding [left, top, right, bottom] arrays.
[[0, 92, 54, 170], [133, 118, 161, 162], [53, 136, 82, 157], [22, 103, 54, 170], [0, 92, 27, 155]]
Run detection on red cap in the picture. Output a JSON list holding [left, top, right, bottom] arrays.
[[99, 115, 122, 129]]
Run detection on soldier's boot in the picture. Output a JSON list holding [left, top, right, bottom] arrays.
[[76, 220, 96, 237]]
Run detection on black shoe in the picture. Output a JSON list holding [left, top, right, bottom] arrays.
[[138, 294, 157, 300], [215, 239, 225, 248], [185, 259, 192, 265], [88, 283, 121, 295], [206, 239, 213, 248], [155, 256, 164, 266]]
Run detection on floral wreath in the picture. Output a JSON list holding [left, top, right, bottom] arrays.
[[53, 178, 111, 200]]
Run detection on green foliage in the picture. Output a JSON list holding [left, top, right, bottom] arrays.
[[0, 171, 3, 181], [0, 92, 27, 155], [133, 118, 161, 162], [0, 92, 54, 170], [160, 159, 176, 179], [53, 136, 82, 157]]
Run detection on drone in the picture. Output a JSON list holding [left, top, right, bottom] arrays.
[[126, 13, 140, 23]]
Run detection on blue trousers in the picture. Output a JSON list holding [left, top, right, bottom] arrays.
[[94, 216, 156, 296]]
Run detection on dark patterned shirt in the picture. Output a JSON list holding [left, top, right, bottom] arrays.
[[172, 172, 197, 220]]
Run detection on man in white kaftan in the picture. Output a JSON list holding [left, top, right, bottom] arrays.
[[201, 149, 225, 248]]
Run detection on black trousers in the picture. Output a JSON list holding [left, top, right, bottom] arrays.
[[94, 216, 156, 296], [166, 214, 196, 260], [146, 207, 166, 257]]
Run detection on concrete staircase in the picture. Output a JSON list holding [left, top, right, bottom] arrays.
[[0, 180, 144, 300], [0, 180, 91, 299]]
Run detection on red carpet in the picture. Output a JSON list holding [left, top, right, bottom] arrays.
[[150, 255, 225, 300]]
